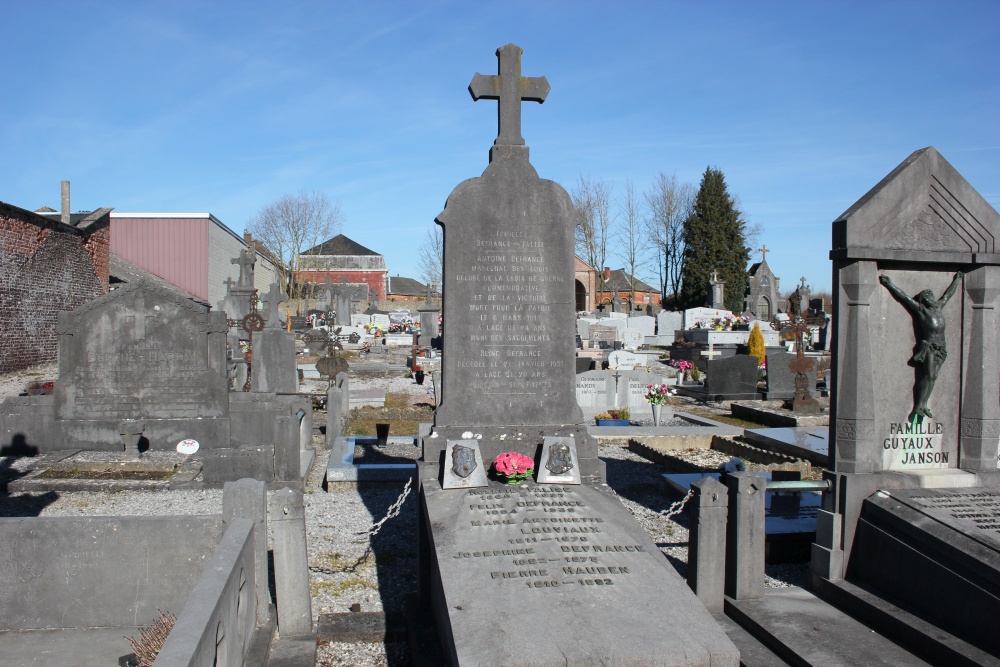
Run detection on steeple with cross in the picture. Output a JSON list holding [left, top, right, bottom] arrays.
[[469, 43, 550, 148], [759, 245, 769, 262]]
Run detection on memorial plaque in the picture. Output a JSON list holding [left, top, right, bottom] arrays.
[[53, 280, 228, 421], [442, 439, 489, 489], [536, 437, 581, 484], [887, 488, 1000, 545], [423, 480, 739, 665]]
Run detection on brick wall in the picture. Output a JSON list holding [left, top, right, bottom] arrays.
[[0, 203, 109, 374], [295, 270, 387, 300]]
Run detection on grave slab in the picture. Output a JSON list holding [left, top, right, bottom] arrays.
[[743, 427, 829, 466], [422, 480, 739, 666]]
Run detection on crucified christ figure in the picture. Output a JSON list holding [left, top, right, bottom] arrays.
[[879, 271, 963, 420]]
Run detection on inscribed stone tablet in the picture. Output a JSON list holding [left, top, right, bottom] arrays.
[[53, 280, 228, 421], [422, 481, 740, 665]]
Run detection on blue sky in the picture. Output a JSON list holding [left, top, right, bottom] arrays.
[[3, 1, 998, 295]]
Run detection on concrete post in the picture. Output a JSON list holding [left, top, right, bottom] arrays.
[[725, 472, 766, 600], [273, 415, 300, 482], [268, 488, 313, 637], [326, 384, 344, 446], [687, 476, 728, 612], [223, 478, 269, 625]]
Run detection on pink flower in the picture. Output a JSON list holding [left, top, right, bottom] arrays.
[[493, 452, 534, 475]]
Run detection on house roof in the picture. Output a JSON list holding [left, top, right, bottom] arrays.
[[302, 234, 380, 257], [599, 269, 657, 293], [26, 204, 114, 232], [387, 276, 429, 296]]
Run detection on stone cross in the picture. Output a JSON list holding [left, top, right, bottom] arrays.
[[800, 277, 808, 289], [701, 343, 723, 361], [759, 245, 769, 261], [260, 283, 289, 329], [224, 277, 236, 294], [232, 247, 256, 288], [469, 43, 550, 147]]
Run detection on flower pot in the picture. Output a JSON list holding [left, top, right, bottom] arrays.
[[596, 419, 630, 426], [651, 404, 662, 427], [414, 370, 425, 385]]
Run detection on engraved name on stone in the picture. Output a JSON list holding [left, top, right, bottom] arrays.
[[454, 486, 642, 589]]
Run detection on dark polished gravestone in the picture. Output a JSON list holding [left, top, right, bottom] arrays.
[[677, 354, 760, 402], [763, 350, 816, 401], [420, 43, 738, 667]]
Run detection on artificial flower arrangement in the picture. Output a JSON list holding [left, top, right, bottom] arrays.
[[492, 452, 535, 485], [644, 383, 670, 405], [594, 407, 631, 422], [669, 359, 693, 373]]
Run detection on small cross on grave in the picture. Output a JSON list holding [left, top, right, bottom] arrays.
[[701, 343, 723, 361], [469, 43, 550, 147], [232, 247, 256, 288], [259, 283, 289, 329], [224, 276, 237, 294]]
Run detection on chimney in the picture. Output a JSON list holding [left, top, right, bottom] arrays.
[[244, 231, 252, 243], [61, 181, 70, 225], [603, 267, 611, 281]]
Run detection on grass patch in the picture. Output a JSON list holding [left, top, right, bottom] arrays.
[[347, 392, 434, 437], [310, 577, 378, 596]]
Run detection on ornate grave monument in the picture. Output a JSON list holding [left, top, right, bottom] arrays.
[[811, 147, 1000, 653], [419, 43, 737, 667]]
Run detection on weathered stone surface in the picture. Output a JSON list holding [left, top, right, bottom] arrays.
[[422, 481, 739, 666]]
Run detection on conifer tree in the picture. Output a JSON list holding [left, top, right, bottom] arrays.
[[678, 167, 751, 312], [747, 321, 766, 365]]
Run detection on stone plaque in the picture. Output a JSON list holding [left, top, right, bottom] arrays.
[[422, 480, 739, 665], [887, 488, 1000, 546], [619, 328, 644, 350], [53, 280, 228, 421], [370, 314, 391, 329]]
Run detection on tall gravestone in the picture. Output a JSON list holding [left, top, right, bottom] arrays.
[[813, 147, 1000, 584], [420, 43, 738, 667]]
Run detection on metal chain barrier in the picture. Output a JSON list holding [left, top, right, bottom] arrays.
[[659, 488, 694, 520], [310, 476, 413, 576]]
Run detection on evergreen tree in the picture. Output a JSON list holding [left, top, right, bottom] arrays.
[[678, 167, 751, 312], [747, 321, 766, 365]]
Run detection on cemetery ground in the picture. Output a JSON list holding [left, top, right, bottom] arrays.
[[0, 362, 810, 666]]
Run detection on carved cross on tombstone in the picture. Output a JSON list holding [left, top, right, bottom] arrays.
[[469, 43, 550, 147], [259, 283, 289, 330]]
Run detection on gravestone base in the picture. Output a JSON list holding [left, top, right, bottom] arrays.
[[420, 480, 739, 666], [59, 417, 230, 452], [843, 485, 1000, 654], [422, 425, 603, 485]]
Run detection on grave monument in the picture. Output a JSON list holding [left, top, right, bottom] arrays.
[[811, 147, 1000, 650], [419, 43, 737, 667]]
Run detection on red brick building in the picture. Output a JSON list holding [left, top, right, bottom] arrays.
[[296, 234, 388, 301], [0, 199, 111, 373]]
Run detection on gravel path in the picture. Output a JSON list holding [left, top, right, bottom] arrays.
[[0, 364, 807, 666]]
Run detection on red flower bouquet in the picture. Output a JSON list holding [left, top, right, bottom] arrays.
[[492, 451, 535, 485]]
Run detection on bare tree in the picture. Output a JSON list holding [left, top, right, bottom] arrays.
[[644, 172, 694, 308], [417, 225, 444, 289], [572, 176, 613, 300], [615, 180, 648, 312], [246, 191, 344, 299]]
